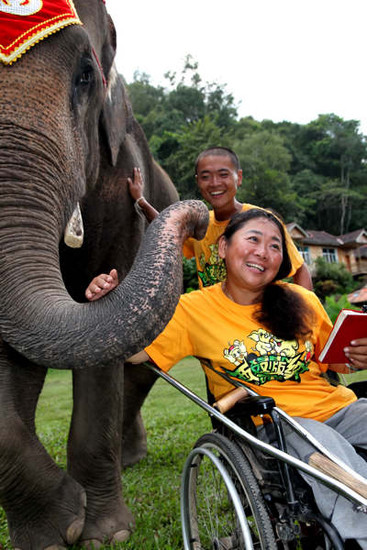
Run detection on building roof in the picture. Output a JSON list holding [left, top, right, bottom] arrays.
[[348, 285, 367, 305], [302, 230, 343, 247], [339, 228, 367, 244], [286, 223, 308, 239], [286, 223, 367, 249], [338, 229, 367, 247]]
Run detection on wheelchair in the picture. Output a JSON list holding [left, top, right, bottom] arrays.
[[145, 362, 367, 550]]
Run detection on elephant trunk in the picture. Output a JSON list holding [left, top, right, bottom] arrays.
[[0, 199, 208, 369]]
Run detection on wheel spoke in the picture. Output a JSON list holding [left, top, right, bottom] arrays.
[[181, 432, 277, 549]]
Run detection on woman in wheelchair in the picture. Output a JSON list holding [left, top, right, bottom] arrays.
[[129, 207, 367, 548]]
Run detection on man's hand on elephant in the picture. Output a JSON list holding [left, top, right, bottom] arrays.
[[85, 269, 119, 301], [127, 167, 159, 224], [127, 167, 144, 201], [344, 338, 367, 370]]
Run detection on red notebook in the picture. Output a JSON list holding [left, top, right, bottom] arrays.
[[318, 309, 367, 364]]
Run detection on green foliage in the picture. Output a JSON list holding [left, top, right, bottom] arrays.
[[313, 257, 356, 301], [323, 294, 354, 323], [182, 256, 199, 293], [233, 130, 299, 220], [126, 56, 366, 234], [160, 117, 225, 199]]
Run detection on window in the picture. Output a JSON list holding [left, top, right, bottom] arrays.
[[322, 248, 337, 263], [296, 245, 311, 265]]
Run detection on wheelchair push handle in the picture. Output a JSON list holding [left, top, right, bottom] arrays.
[[213, 387, 249, 413], [214, 387, 276, 416]]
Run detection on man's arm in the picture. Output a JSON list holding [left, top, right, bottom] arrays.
[[292, 263, 313, 290], [128, 167, 158, 223]]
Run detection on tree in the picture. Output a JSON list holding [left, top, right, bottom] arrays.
[[297, 115, 367, 233], [159, 116, 225, 198], [126, 66, 366, 234], [290, 169, 320, 227], [312, 257, 356, 302], [233, 130, 299, 220]]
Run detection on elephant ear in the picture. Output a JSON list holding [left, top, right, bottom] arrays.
[[100, 15, 132, 166]]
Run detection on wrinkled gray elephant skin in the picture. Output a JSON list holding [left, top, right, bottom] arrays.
[[0, 1, 209, 548]]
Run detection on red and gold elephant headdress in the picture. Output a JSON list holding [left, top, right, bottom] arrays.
[[0, 0, 82, 65]]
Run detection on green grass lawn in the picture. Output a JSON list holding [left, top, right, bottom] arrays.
[[0, 361, 366, 549], [0, 358, 211, 549]]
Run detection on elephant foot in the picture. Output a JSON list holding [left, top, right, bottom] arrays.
[[81, 530, 130, 549], [8, 474, 86, 550], [121, 411, 147, 468], [79, 500, 134, 548]]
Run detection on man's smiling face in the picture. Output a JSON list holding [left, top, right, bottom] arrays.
[[196, 154, 242, 211]]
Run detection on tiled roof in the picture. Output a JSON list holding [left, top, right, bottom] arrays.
[[286, 222, 367, 248], [302, 230, 343, 247], [348, 285, 367, 305], [339, 229, 367, 245]]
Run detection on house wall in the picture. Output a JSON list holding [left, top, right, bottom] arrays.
[[308, 245, 339, 275], [352, 251, 367, 276], [289, 227, 367, 277], [339, 250, 357, 273], [295, 243, 367, 276]]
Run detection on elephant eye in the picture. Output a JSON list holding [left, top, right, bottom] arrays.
[[71, 56, 97, 110], [77, 65, 94, 87]]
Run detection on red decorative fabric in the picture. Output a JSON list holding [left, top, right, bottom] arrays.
[[0, 0, 81, 65]]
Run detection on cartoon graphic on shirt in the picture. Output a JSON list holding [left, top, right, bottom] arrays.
[[222, 330, 311, 386], [198, 244, 227, 287], [249, 329, 298, 357], [223, 339, 248, 366]]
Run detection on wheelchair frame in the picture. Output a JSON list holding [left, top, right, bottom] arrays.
[[145, 362, 367, 549]]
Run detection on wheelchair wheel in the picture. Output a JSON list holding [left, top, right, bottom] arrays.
[[181, 432, 277, 549]]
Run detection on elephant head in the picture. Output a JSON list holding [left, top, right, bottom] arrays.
[[0, 0, 208, 368], [0, 1, 208, 547]]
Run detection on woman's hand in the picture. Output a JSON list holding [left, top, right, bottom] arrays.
[[85, 269, 119, 302], [344, 338, 367, 370]]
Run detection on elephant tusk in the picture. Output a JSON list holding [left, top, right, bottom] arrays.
[[64, 203, 84, 248]]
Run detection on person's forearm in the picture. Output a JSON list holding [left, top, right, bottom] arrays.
[[327, 338, 367, 372], [135, 197, 159, 223], [126, 350, 150, 363]]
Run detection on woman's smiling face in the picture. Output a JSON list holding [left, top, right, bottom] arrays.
[[219, 217, 283, 297]]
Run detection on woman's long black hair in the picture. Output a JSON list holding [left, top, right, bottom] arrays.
[[222, 209, 313, 341]]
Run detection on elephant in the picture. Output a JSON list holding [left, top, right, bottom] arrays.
[[0, 0, 209, 548]]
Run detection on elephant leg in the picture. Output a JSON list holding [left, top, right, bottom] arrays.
[[68, 364, 134, 547], [0, 342, 86, 550], [121, 362, 158, 467]]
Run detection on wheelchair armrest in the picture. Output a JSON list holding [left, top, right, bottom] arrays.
[[232, 395, 276, 417], [214, 387, 275, 417], [213, 394, 275, 437]]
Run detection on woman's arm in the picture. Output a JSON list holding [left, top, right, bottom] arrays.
[[327, 338, 367, 372], [126, 350, 150, 364], [344, 337, 367, 370], [85, 269, 119, 301], [292, 263, 313, 290]]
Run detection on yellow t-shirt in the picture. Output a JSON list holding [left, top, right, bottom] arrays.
[[145, 283, 356, 423], [183, 205, 304, 288]]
